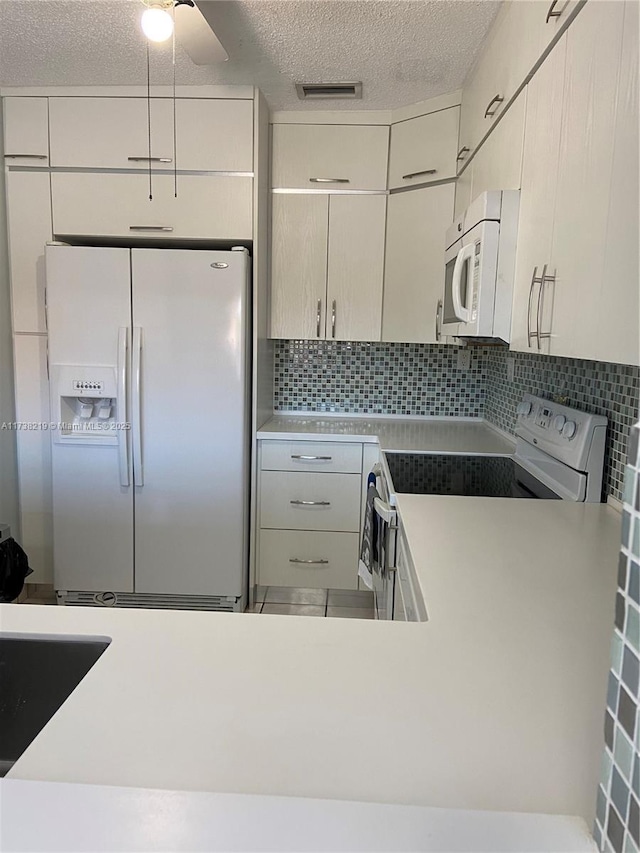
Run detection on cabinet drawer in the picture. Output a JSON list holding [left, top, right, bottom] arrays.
[[261, 441, 362, 473], [49, 97, 253, 171], [259, 530, 359, 590], [271, 124, 389, 191], [2, 97, 49, 166], [260, 471, 361, 532], [51, 173, 252, 240], [388, 106, 460, 189]]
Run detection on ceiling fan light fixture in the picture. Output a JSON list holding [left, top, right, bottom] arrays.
[[141, 5, 174, 43]]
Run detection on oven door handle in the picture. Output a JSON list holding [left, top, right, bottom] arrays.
[[451, 242, 475, 324], [373, 496, 397, 525]]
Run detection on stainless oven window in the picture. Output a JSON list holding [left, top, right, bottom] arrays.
[[443, 254, 469, 324]]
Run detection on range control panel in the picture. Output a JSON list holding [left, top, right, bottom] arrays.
[[515, 394, 607, 472]]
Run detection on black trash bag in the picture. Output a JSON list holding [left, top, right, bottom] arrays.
[[0, 538, 33, 602]]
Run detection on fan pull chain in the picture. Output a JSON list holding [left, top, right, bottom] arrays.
[[146, 40, 153, 201], [172, 2, 178, 198]]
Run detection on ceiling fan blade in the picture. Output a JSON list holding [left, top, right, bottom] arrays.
[[174, 2, 229, 65]]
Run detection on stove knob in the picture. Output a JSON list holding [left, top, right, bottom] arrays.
[[517, 401, 532, 416], [553, 414, 566, 432], [562, 421, 577, 439]]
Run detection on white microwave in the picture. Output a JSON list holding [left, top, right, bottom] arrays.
[[443, 190, 519, 340]]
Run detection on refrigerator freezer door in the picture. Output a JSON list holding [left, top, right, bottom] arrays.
[[46, 246, 134, 592], [131, 249, 250, 597]]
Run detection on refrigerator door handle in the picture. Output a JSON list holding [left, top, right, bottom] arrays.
[[132, 326, 144, 487], [117, 327, 131, 487]]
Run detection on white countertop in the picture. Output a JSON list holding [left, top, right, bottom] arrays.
[[0, 779, 596, 852], [1, 497, 620, 831], [258, 414, 516, 455]]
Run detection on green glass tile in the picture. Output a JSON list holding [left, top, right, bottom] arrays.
[[625, 832, 640, 853], [627, 605, 640, 653], [624, 467, 636, 506], [612, 632, 624, 676], [602, 749, 614, 789], [614, 726, 634, 780], [634, 519, 640, 559]]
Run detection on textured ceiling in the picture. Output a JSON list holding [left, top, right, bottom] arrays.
[[0, 0, 501, 111]]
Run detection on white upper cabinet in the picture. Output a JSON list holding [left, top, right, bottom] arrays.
[[326, 195, 386, 342], [2, 97, 49, 165], [388, 106, 460, 189], [469, 92, 525, 201], [270, 194, 329, 340], [458, 0, 582, 172], [270, 193, 386, 342], [382, 183, 455, 344], [6, 171, 52, 333], [549, 0, 626, 361], [271, 124, 389, 191], [510, 36, 567, 355], [48, 97, 253, 171], [51, 172, 253, 240]]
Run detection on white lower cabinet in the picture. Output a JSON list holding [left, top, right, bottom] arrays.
[[258, 440, 365, 591], [260, 471, 361, 533], [259, 530, 360, 590], [51, 172, 253, 240]]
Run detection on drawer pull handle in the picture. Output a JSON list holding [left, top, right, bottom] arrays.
[[456, 147, 470, 162], [484, 95, 504, 119], [289, 558, 330, 565], [129, 226, 174, 232], [309, 177, 350, 184], [4, 153, 47, 159], [128, 156, 173, 163], [402, 169, 437, 180], [290, 500, 331, 506], [291, 455, 333, 461]]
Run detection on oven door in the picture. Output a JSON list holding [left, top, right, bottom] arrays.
[[442, 220, 500, 337], [368, 464, 397, 620]]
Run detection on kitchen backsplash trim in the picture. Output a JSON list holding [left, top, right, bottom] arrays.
[[273, 340, 639, 501]]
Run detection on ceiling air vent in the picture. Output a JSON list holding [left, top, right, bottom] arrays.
[[295, 82, 363, 100]]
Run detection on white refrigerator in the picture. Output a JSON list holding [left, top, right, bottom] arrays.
[[46, 245, 251, 610]]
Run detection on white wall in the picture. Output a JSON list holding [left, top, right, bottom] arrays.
[[0, 103, 20, 537]]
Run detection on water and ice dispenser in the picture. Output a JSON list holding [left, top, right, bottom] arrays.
[[51, 365, 122, 445]]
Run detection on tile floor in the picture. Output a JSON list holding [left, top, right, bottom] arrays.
[[248, 586, 375, 619]]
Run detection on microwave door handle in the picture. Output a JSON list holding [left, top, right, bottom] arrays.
[[451, 243, 475, 324]]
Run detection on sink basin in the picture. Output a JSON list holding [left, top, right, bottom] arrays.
[[0, 635, 110, 775]]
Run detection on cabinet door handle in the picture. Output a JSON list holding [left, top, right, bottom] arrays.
[[290, 500, 331, 506], [546, 0, 563, 23], [402, 169, 437, 180], [527, 266, 542, 347], [331, 300, 336, 339], [537, 264, 555, 348], [484, 95, 504, 118], [289, 558, 330, 565], [4, 153, 48, 159], [129, 226, 174, 232], [309, 177, 350, 184], [128, 156, 173, 163], [316, 299, 322, 338], [456, 147, 470, 162], [291, 455, 333, 461], [435, 299, 443, 342]]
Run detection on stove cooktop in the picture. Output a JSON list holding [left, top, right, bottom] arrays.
[[384, 453, 561, 500]]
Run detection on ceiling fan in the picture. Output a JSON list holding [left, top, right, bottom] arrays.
[[141, 0, 229, 64]]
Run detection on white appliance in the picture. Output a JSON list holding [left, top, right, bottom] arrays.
[[367, 395, 608, 620], [46, 245, 251, 611], [443, 190, 520, 340]]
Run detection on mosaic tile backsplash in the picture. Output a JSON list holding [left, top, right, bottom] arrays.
[[273, 340, 639, 500], [593, 424, 640, 853], [274, 341, 486, 417]]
